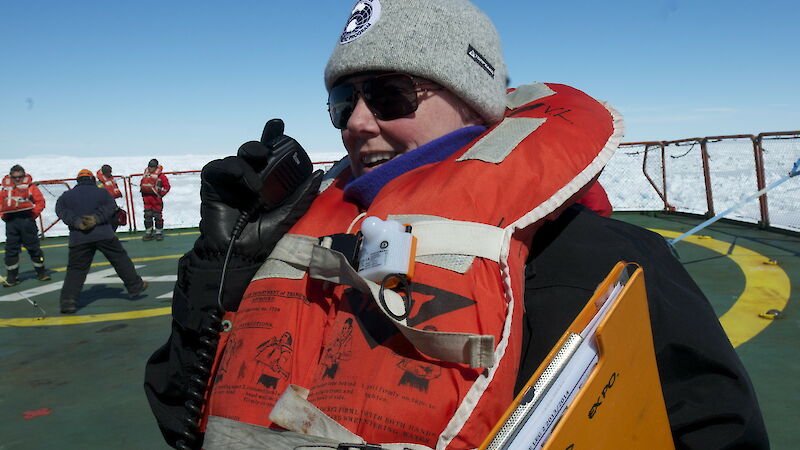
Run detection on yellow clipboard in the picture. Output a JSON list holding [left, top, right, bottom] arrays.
[[481, 262, 675, 449]]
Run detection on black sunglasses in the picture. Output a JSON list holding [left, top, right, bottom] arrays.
[[327, 73, 442, 130]]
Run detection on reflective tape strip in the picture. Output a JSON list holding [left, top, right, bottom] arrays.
[[456, 117, 546, 164], [416, 254, 474, 274], [506, 82, 556, 109]]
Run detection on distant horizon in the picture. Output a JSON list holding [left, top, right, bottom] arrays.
[[4, 125, 797, 160]]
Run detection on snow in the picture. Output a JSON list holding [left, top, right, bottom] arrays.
[[1, 141, 798, 244], [599, 137, 800, 232]]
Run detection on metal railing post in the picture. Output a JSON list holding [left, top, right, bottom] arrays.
[[38, 214, 45, 239], [753, 135, 769, 228], [660, 142, 669, 210], [641, 142, 670, 210], [699, 138, 715, 217], [126, 176, 138, 232]]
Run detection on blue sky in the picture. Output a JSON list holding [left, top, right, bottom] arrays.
[[1, 0, 797, 159]]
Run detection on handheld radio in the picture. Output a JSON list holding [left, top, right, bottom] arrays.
[[257, 134, 314, 208]]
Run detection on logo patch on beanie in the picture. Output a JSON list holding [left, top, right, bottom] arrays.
[[340, 0, 382, 44], [467, 45, 495, 78]]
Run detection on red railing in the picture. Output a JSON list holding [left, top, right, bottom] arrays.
[[604, 130, 800, 231], [9, 133, 798, 240], [34, 180, 72, 235], [28, 161, 341, 238]]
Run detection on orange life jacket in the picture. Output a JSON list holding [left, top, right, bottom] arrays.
[[96, 170, 123, 198], [202, 83, 624, 449], [140, 165, 163, 195], [0, 174, 37, 214]]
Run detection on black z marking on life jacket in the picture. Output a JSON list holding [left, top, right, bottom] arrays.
[[345, 284, 476, 348], [508, 103, 544, 117], [588, 371, 619, 419], [405, 283, 476, 327], [544, 105, 574, 123]]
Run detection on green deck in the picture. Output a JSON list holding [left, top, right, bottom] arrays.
[[1, 213, 797, 449]]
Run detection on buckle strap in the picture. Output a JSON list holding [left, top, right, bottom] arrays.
[[269, 234, 496, 368]]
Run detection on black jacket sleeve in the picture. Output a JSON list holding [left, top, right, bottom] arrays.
[[143, 250, 261, 449], [95, 189, 118, 225], [55, 192, 80, 229], [518, 205, 768, 449]]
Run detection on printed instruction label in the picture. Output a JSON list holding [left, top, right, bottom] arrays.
[[360, 249, 387, 271]]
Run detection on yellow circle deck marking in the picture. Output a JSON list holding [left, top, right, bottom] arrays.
[[2, 230, 791, 338], [652, 229, 791, 347], [0, 307, 171, 327]]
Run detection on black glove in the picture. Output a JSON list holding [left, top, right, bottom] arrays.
[[78, 215, 97, 230], [194, 119, 323, 263]]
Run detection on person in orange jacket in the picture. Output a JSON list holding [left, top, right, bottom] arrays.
[[1, 165, 50, 286], [97, 164, 123, 199], [96, 164, 128, 230], [140, 159, 171, 241]]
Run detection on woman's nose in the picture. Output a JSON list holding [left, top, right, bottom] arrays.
[[346, 96, 379, 134]]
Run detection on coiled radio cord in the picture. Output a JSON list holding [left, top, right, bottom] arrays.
[[175, 209, 253, 450]]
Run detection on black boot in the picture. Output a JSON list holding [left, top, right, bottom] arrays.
[[60, 298, 78, 314], [142, 228, 155, 241], [35, 266, 51, 281], [129, 280, 149, 299], [3, 268, 20, 287]]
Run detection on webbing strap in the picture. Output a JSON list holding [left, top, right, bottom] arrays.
[[270, 234, 496, 368], [412, 220, 506, 261], [270, 384, 364, 443], [269, 385, 435, 450]]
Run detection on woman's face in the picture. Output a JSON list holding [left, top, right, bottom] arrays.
[[339, 74, 480, 177]]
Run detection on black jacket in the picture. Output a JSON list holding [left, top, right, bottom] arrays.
[[518, 205, 767, 449], [56, 179, 117, 246], [145, 205, 768, 449]]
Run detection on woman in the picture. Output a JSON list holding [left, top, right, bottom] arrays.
[[146, 1, 767, 449]]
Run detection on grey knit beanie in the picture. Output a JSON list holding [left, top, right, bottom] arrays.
[[324, 0, 507, 124]]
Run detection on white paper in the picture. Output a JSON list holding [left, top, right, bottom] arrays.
[[507, 282, 625, 449]]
